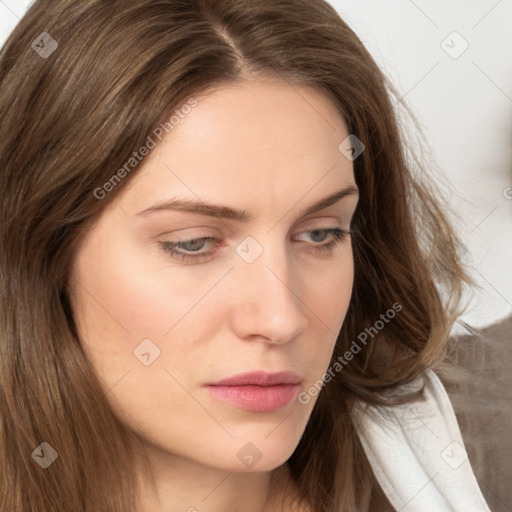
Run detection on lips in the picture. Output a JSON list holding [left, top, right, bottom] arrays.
[[207, 370, 302, 387], [204, 370, 302, 412]]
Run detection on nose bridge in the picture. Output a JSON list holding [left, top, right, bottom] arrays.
[[231, 233, 309, 342]]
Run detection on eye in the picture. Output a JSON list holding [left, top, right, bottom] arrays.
[[158, 228, 353, 263], [159, 237, 221, 263], [292, 228, 353, 256]]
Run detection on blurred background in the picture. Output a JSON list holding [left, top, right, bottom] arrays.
[[331, 0, 512, 336]]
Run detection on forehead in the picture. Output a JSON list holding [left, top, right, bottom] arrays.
[[113, 77, 355, 216], [163, 77, 349, 156]]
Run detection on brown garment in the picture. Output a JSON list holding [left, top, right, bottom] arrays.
[[439, 315, 512, 512]]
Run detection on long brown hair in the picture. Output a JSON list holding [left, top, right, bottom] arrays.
[[0, 1, 474, 510]]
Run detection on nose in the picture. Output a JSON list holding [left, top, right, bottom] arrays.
[[228, 241, 309, 345]]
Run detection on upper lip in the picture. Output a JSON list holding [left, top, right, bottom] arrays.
[[206, 370, 302, 387]]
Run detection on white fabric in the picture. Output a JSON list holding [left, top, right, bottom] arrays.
[[350, 368, 491, 511]]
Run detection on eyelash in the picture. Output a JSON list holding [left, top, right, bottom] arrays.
[[158, 228, 353, 263]]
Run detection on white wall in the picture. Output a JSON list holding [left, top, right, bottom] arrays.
[[1, 0, 511, 333], [331, 1, 512, 333]]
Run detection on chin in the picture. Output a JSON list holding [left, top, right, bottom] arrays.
[[220, 435, 300, 473]]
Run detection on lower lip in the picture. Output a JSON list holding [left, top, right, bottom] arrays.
[[204, 384, 300, 412]]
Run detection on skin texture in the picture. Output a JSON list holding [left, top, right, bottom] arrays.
[[68, 76, 359, 512]]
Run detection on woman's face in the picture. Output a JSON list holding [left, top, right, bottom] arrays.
[[69, 77, 359, 473]]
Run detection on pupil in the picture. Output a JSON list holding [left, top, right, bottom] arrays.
[[311, 230, 326, 243], [182, 239, 206, 251]]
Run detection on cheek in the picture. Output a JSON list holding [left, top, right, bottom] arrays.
[[72, 234, 205, 344], [306, 253, 354, 327], [69, 232, 227, 389], [300, 255, 354, 372], [69, 239, 215, 436], [69, 238, 165, 384]]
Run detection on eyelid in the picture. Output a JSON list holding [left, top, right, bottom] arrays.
[[297, 215, 349, 229], [158, 226, 352, 264], [159, 220, 346, 245]]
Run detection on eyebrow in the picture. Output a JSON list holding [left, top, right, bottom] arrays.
[[136, 185, 359, 222]]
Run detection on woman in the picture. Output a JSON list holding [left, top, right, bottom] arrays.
[[0, 0, 491, 510]]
